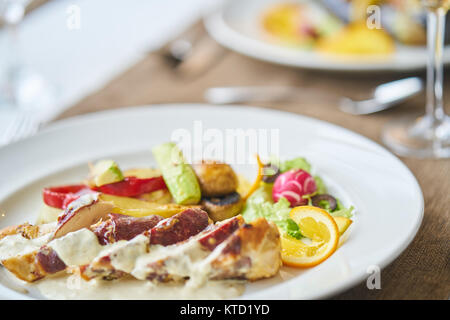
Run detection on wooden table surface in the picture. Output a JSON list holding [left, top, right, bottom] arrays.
[[57, 23, 450, 300]]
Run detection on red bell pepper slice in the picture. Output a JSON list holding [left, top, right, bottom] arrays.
[[43, 185, 93, 210], [93, 176, 166, 197]]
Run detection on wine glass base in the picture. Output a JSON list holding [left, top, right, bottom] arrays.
[[382, 114, 450, 159]]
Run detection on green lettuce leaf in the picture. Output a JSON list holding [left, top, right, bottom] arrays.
[[329, 199, 354, 218], [241, 184, 303, 239], [313, 175, 327, 194], [279, 157, 311, 173]]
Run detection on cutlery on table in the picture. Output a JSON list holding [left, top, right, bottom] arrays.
[[204, 86, 336, 105], [204, 77, 423, 115], [158, 26, 203, 67], [157, 25, 226, 76], [339, 77, 423, 115]]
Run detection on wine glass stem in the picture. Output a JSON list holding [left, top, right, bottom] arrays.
[[426, 8, 447, 123]]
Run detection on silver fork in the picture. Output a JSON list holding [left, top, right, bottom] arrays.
[[0, 112, 40, 145]]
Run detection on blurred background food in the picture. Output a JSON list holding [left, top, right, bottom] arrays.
[[261, 0, 449, 56]]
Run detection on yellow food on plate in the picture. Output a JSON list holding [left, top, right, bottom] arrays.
[[333, 216, 353, 248], [262, 3, 307, 46], [333, 216, 353, 236], [316, 22, 395, 56], [136, 189, 173, 204], [123, 168, 161, 179], [281, 206, 340, 268], [236, 174, 252, 198], [98, 194, 199, 218]]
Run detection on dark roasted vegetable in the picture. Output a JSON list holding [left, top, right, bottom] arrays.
[[202, 192, 243, 222], [193, 160, 238, 197], [262, 163, 281, 183]]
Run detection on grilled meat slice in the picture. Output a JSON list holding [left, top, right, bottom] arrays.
[[80, 215, 280, 284], [1, 251, 46, 282], [0, 222, 56, 241], [92, 213, 163, 245], [198, 215, 244, 251], [1, 241, 65, 282], [130, 216, 281, 284], [80, 209, 222, 281], [1, 232, 89, 282], [1, 208, 211, 283], [208, 218, 281, 281], [131, 215, 245, 282], [148, 208, 210, 246], [80, 235, 149, 281], [36, 245, 67, 274], [2, 209, 281, 285], [0, 226, 60, 282]]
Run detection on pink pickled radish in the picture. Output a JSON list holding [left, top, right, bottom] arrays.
[[272, 169, 317, 207]]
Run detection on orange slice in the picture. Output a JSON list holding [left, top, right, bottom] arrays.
[[281, 206, 340, 268]]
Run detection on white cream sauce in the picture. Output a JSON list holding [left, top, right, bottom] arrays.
[[132, 240, 210, 281], [0, 227, 246, 300], [33, 274, 245, 300], [0, 233, 52, 260], [65, 193, 98, 212], [101, 235, 149, 273], [47, 229, 104, 266]]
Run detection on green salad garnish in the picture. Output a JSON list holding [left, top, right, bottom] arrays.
[[241, 183, 303, 239], [242, 156, 354, 239]]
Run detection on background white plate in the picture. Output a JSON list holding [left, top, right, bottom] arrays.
[[0, 104, 423, 299], [204, 0, 450, 72]]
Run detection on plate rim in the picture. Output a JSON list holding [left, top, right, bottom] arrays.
[[0, 103, 425, 299]]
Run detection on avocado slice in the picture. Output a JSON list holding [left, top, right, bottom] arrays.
[[152, 142, 201, 205], [92, 160, 124, 187]]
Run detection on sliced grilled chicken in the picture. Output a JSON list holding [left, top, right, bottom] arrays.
[[147, 208, 210, 246], [80, 234, 149, 281], [1, 208, 211, 282], [131, 216, 280, 283], [1, 207, 281, 285], [0, 222, 56, 241], [92, 213, 164, 245], [208, 218, 281, 281], [81, 216, 281, 284], [80, 215, 244, 281], [1, 251, 47, 282], [130, 215, 246, 283]]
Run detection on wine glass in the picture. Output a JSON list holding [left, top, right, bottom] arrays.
[[382, 0, 450, 158], [0, 0, 56, 118]]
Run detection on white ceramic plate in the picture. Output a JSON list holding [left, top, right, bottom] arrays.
[[0, 104, 423, 299], [204, 0, 450, 72]]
